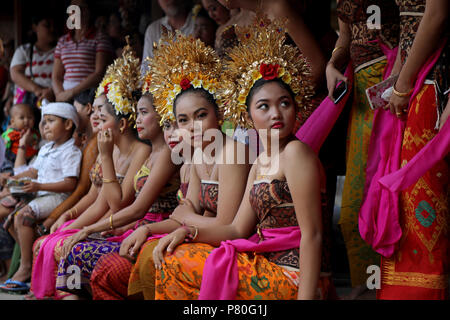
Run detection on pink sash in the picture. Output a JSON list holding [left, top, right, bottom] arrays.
[[378, 118, 449, 192], [32, 220, 79, 299], [199, 226, 300, 300], [359, 39, 447, 258], [295, 64, 354, 153]]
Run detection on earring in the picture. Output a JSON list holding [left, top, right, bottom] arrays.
[[120, 127, 124, 134]]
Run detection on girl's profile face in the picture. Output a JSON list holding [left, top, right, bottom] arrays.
[[95, 95, 119, 136], [248, 81, 296, 140], [90, 97, 101, 133], [175, 91, 219, 149]]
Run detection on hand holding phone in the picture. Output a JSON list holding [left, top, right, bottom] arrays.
[[333, 81, 348, 104]]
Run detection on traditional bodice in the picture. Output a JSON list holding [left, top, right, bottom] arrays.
[[336, 0, 399, 69], [89, 158, 124, 188], [249, 179, 330, 271], [199, 180, 219, 216]]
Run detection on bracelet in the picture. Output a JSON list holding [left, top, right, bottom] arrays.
[[332, 46, 343, 56], [169, 216, 183, 226], [393, 83, 413, 97], [179, 223, 199, 242], [18, 145, 26, 150], [109, 214, 114, 230], [102, 178, 118, 184]]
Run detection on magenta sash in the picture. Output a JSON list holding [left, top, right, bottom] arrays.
[[295, 64, 354, 153], [359, 39, 447, 258], [32, 220, 79, 299], [199, 226, 300, 300], [378, 118, 449, 192]]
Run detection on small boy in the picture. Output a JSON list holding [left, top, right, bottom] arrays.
[[0, 104, 39, 175], [0, 102, 82, 292]]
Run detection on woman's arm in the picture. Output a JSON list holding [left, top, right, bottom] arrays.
[[10, 64, 42, 96], [325, 16, 351, 98], [101, 142, 151, 213], [51, 57, 65, 97], [388, 0, 449, 115], [153, 164, 259, 266], [63, 191, 110, 230], [171, 140, 251, 227], [284, 141, 322, 300], [85, 146, 178, 233]]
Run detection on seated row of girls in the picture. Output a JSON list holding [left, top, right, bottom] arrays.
[[28, 44, 177, 299], [90, 17, 334, 300]]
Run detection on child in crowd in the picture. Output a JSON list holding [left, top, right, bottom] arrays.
[[0, 103, 39, 175], [0, 102, 82, 293]]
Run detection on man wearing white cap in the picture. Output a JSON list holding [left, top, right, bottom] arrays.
[[0, 102, 82, 293]]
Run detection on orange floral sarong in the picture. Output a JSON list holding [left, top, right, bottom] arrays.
[[155, 243, 333, 300]]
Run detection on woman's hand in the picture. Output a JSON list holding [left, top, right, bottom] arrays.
[[385, 79, 413, 119], [38, 87, 55, 102], [97, 129, 114, 158], [55, 89, 74, 102], [439, 98, 450, 131], [325, 62, 348, 100], [50, 212, 71, 234], [61, 227, 91, 259], [119, 226, 149, 261], [152, 228, 188, 270]]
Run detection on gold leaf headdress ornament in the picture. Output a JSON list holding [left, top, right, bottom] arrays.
[[144, 31, 230, 125], [96, 36, 140, 126], [223, 15, 314, 129]]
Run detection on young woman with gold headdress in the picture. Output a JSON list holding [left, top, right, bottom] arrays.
[[27, 43, 151, 300], [151, 15, 335, 300], [88, 31, 251, 300]]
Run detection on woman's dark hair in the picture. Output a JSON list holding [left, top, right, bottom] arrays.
[[245, 78, 297, 116], [28, 12, 54, 44], [173, 87, 219, 119], [74, 87, 96, 106]]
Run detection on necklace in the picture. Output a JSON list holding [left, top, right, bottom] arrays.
[[116, 143, 135, 173]]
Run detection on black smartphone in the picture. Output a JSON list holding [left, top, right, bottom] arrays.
[[333, 80, 348, 104]]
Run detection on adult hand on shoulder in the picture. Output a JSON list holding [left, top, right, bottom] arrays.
[[152, 228, 187, 270], [119, 226, 148, 261]]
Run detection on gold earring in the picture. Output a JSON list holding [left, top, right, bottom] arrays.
[[120, 127, 124, 134]]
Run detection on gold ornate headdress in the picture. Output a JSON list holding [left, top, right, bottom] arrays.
[[96, 37, 140, 126], [145, 31, 231, 125], [222, 15, 314, 129]]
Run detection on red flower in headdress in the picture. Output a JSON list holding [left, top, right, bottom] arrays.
[[259, 63, 280, 80], [104, 82, 112, 95], [180, 78, 192, 90]]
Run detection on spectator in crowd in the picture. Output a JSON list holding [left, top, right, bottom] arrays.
[[192, 5, 218, 48], [140, 0, 196, 74], [0, 104, 39, 175], [10, 13, 56, 113], [52, 0, 113, 103]]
